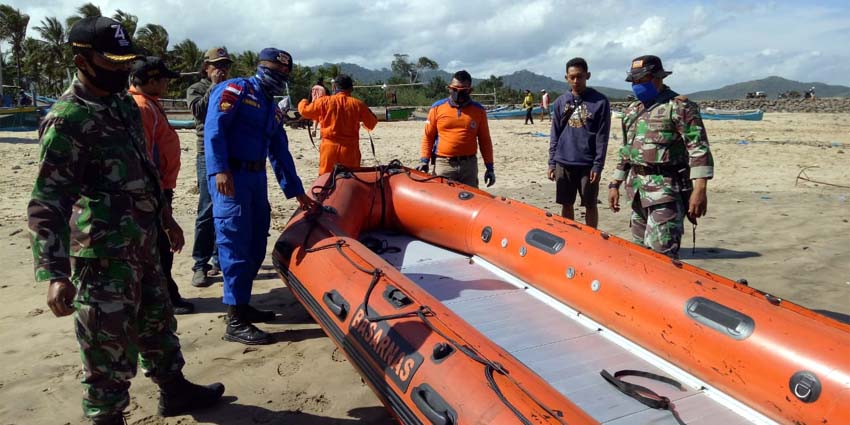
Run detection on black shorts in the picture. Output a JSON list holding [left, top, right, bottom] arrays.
[[555, 164, 599, 207]]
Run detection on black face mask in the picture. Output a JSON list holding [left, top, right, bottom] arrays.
[[81, 58, 130, 94], [451, 90, 471, 105]]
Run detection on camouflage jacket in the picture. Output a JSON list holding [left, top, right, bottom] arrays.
[[613, 86, 714, 207], [28, 79, 163, 282]]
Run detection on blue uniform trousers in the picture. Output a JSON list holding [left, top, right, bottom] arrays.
[[209, 171, 270, 305]]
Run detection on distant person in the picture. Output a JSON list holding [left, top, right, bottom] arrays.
[[129, 56, 195, 314], [298, 74, 378, 175], [18, 89, 32, 106], [548, 57, 610, 228], [29, 17, 223, 424], [186, 47, 231, 287], [540, 89, 550, 121], [418, 70, 495, 188], [522, 89, 534, 124], [608, 55, 714, 258], [309, 77, 329, 137], [807, 86, 816, 100]]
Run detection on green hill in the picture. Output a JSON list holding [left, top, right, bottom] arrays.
[[315, 64, 632, 100], [687, 76, 850, 100], [499, 70, 633, 100]]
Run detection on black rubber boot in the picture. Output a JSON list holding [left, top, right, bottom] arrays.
[[172, 297, 195, 315], [224, 305, 273, 345], [91, 414, 125, 425], [244, 304, 276, 323], [158, 375, 225, 417]]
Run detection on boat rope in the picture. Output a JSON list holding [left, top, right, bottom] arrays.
[[303, 237, 568, 424], [600, 369, 687, 425], [305, 121, 319, 152], [795, 166, 850, 189]]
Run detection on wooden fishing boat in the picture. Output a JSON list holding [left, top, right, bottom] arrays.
[[273, 163, 850, 425], [368, 106, 417, 122], [487, 105, 552, 120], [0, 106, 41, 131], [167, 119, 195, 129], [700, 108, 764, 121]]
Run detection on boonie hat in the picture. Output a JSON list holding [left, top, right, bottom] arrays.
[[626, 55, 672, 82], [204, 47, 231, 63], [68, 16, 141, 63], [259, 48, 292, 70], [132, 56, 180, 80]]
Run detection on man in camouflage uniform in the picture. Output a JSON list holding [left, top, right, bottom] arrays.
[[607, 55, 713, 258], [27, 17, 223, 424]]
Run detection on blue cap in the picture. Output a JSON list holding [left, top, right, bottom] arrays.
[[259, 48, 292, 69]]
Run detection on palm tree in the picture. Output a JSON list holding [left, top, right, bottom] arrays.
[[316, 64, 341, 81], [0, 5, 30, 87], [112, 10, 138, 39], [135, 23, 169, 58], [34, 17, 71, 87], [22, 37, 51, 93], [65, 2, 102, 32], [232, 50, 258, 78], [170, 39, 203, 73]]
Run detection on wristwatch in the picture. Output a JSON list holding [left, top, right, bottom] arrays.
[[608, 182, 619, 189]]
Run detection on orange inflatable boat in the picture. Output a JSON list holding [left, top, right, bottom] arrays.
[[272, 163, 850, 425]]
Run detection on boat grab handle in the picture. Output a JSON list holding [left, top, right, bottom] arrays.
[[525, 229, 565, 254], [685, 297, 754, 340], [323, 290, 349, 320], [411, 383, 457, 425]]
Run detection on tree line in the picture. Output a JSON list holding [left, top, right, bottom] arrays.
[[0, 3, 539, 107]]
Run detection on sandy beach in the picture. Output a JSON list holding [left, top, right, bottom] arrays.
[[0, 112, 848, 425]]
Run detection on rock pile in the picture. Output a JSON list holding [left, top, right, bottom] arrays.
[[611, 98, 850, 113]]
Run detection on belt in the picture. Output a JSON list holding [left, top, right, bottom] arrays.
[[436, 154, 476, 161], [228, 159, 266, 172], [631, 164, 684, 176]]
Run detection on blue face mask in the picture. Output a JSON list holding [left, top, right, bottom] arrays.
[[632, 81, 658, 105], [256, 65, 289, 96]]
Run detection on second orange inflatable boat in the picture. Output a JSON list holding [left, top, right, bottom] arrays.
[[273, 163, 850, 425]]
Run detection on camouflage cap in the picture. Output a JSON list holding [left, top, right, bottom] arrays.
[[68, 17, 142, 63], [204, 47, 232, 63], [626, 55, 672, 82]]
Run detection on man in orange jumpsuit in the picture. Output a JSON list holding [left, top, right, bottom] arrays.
[[298, 74, 378, 175], [418, 70, 496, 188], [129, 56, 195, 314]]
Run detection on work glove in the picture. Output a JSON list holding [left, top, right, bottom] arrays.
[[416, 159, 429, 174], [484, 166, 496, 187]]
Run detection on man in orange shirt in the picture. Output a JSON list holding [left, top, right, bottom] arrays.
[[130, 56, 194, 314], [418, 70, 496, 188], [298, 74, 378, 175]]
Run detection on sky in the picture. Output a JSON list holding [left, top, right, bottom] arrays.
[[7, 0, 850, 93]]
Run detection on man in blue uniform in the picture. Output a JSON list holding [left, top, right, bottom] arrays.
[[205, 48, 317, 345]]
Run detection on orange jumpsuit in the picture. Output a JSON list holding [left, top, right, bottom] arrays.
[[129, 88, 181, 189], [298, 92, 378, 175]]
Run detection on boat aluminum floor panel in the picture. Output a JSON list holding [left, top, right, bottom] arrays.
[[364, 231, 764, 425]]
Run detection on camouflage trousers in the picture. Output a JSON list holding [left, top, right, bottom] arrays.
[[629, 195, 685, 258], [71, 257, 185, 419]]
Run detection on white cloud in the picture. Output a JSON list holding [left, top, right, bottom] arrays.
[[5, 0, 849, 92]]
